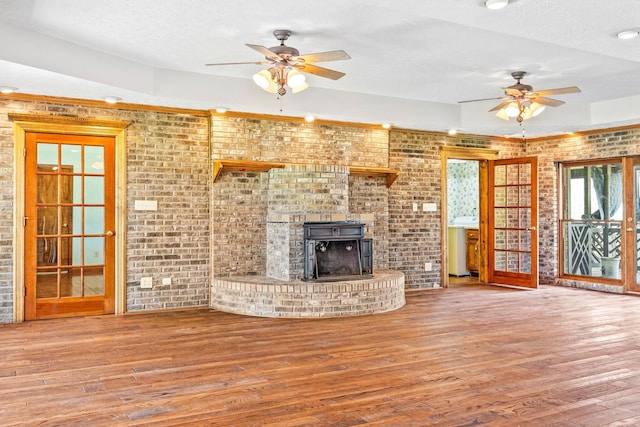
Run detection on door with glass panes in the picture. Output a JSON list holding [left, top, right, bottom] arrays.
[[626, 157, 640, 292], [560, 157, 640, 292], [24, 132, 115, 320]]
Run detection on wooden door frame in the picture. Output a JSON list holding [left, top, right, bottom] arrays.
[[623, 156, 640, 293], [440, 146, 498, 288], [10, 114, 129, 322], [488, 156, 539, 289]]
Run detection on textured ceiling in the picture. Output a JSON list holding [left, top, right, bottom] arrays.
[[1, 0, 640, 138]]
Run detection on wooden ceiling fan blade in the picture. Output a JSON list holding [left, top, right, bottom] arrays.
[[532, 97, 565, 107], [297, 63, 345, 80], [489, 100, 513, 112], [295, 50, 351, 63], [205, 61, 271, 66], [458, 96, 507, 104], [530, 86, 581, 97], [245, 44, 283, 62]]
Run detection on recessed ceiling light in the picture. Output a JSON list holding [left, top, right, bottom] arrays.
[[382, 122, 392, 129], [617, 30, 639, 40], [0, 86, 18, 94], [104, 96, 121, 104], [484, 0, 508, 10]]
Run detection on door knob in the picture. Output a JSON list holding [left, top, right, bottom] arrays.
[[528, 226, 537, 231], [105, 230, 115, 237]]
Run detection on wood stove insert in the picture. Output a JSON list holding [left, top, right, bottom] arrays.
[[303, 221, 373, 281]]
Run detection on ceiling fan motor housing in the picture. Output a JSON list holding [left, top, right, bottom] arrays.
[[269, 45, 300, 59]]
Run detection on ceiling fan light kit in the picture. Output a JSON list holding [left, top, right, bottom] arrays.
[[207, 29, 350, 98]]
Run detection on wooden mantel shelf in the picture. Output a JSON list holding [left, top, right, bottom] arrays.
[[213, 160, 286, 182], [350, 167, 399, 188], [213, 160, 399, 187]]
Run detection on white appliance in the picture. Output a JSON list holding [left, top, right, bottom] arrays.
[[448, 217, 478, 276]]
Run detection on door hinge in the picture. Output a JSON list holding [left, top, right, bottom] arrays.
[[24, 287, 27, 296], [23, 146, 26, 158], [23, 216, 29, 227]]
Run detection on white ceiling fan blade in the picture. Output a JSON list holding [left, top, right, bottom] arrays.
[[530, 86, 581, 97], [531, 97, 565, 107], [489, 100, 513, 112], [246, 44, 283, 62], [295, 50, 351, 63], [458, 96, 507, 104], [297, 63, 346, 80], [206, 61, 271, 66]]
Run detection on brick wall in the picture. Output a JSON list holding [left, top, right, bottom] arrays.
[[0, 104, 15, 322], [526, 128, 640, 285], [388, 131, 525, 288], [125, 112, 210, 310], [0, 99, 210, 320]]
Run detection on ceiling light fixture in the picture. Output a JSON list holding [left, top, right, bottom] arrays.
[[617, 30, 639, 40], [253, 66, 309, 97], [0, 86, 18, 94], [495, 99, 546, 123], [304, 114, 315, 122], [448, 129, 458, 136], [104, 96, 121, 104], [382, 123, 392, 129], [484, 0, 509, 10], [215, 107, 228, 113]]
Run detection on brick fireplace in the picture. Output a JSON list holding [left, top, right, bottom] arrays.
[[211, 163, 405, 317]]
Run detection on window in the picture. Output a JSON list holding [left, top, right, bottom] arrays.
[[560, 161, 623, 280]]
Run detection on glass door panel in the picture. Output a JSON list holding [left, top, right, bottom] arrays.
[[489, 157, 538, 288], [25, 133, 115, 320]]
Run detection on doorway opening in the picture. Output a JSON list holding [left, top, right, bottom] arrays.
[[447, 159, 480, 285], [441, 146, 497, 288]]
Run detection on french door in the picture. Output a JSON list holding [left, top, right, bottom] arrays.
[[625, 157, 640, 292], [24, 132, 116, 320], [559, 157, 640, 292], [488, 157, 538, 289]]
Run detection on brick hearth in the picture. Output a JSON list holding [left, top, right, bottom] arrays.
[[211, 269, 405, 317]]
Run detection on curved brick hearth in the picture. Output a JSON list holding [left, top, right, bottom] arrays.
[[211, 269, 405, 318]]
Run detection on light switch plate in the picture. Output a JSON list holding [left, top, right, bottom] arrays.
[[134, 200, 158, 211], [140, 277, 153, 288]]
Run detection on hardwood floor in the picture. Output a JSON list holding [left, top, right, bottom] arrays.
[[2, 284, 640, 426]]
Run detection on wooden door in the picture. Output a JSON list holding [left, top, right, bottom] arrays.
[[488, 157, 538, 289], [24, 132, 116, 320], [625, 157, 640, 292]]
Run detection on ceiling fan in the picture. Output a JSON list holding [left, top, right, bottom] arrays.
[[458, 71, 581, 122], [206, 29, 350, 96]]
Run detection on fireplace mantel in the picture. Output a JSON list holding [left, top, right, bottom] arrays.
[[349, 166, 399, 188], [212, 159, 286, 182], [213, 160, 399, 187]]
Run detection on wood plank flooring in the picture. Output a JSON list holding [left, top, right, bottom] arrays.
[[2, 284, 640, 426]]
